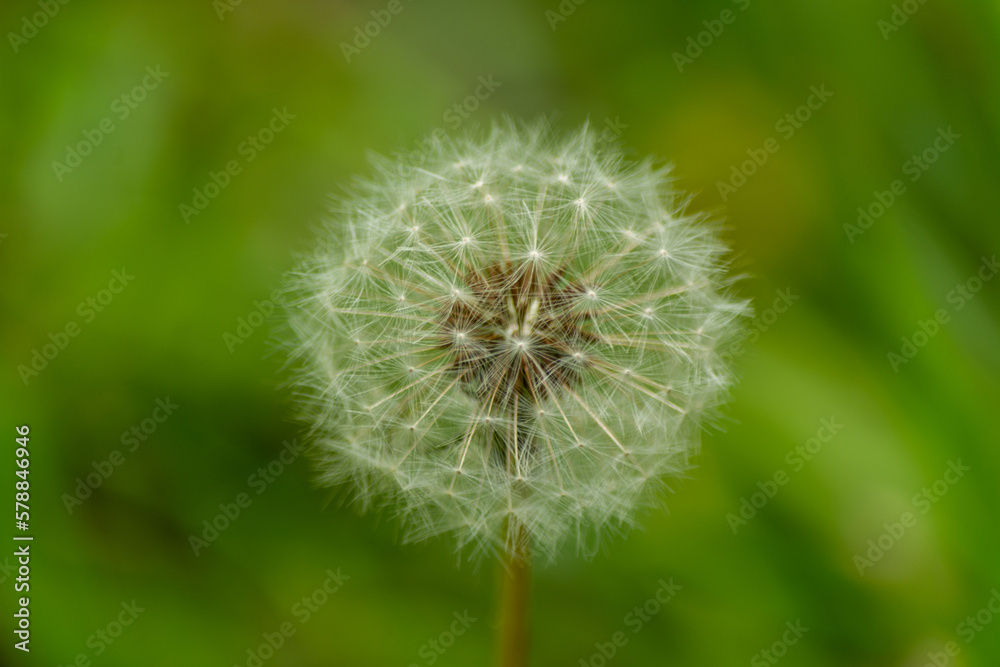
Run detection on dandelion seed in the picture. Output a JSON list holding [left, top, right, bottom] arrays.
[[285, 120, 749, 562]]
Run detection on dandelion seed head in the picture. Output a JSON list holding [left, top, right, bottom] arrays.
[[285, 120, 749, 560]]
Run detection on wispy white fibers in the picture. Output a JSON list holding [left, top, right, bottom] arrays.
[[285, 120, 749, 560]]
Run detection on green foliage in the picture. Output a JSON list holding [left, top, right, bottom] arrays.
[[1, 0, 998, 665]]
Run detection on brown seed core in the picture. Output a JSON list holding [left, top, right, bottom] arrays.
[[439, 262, 597, 414]]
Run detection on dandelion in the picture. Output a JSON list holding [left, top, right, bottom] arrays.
[[284, 120, 748, 666]]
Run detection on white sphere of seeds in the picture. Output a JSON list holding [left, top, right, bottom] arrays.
[[286, 121, 749, 560]]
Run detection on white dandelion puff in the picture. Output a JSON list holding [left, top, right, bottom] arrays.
[[285, 120, 749, 561]]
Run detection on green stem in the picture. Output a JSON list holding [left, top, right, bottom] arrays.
[[498, 522, 531, 667]]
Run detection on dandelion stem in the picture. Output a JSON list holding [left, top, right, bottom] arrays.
[[498, 521, 531, 667]]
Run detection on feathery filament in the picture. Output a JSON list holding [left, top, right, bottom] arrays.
[[286, 120, 748, 559]]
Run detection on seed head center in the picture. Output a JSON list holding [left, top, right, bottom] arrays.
[[439, 262, 595, 411]]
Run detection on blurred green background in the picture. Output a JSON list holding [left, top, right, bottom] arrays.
[[2, 0, 1000, 665]]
